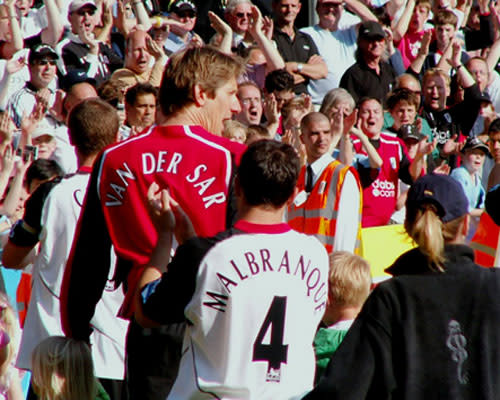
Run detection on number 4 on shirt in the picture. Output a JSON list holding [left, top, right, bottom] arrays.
[[252, 296, 288, 382]]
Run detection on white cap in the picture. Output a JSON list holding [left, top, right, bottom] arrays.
[[69, 0, 97, 13], [32, 122, 56, 140]]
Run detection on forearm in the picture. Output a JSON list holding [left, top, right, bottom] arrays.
[[253, 31, 285, 71], [338, 135, 354, 166], [409, 153, 425, 181], [1, 174, 24, 218], [345, 0, 378, 24], [43, 0, 64, 47], [7, 9, 23, 52], [358, 134, 383, 168], [392, 0, 415, 42], [300, 60, 328, 80], [131, 0, 152, 31], [149, 56, 168, 87]]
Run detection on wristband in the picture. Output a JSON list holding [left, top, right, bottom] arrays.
[[297, 63, 303, 73], [455, 64, 463, 71], [154, 15, 162, 28]]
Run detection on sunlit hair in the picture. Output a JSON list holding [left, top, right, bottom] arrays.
[[423, 68, 451, 89], [225, 0, 253, 14], [32, 336, 96, 400], [434, 9, 458, 27], [404, 203, 466, 271], [386, 88, 419, 111], [159, 46, 245, 116], [0, 293, 19, 377], [329, 251, 372, 307], [415, 0, 431, 13], [223, 119, 247, 142], [319, 88, 355, 119]]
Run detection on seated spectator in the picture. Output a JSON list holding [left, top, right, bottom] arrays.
[[314, 251, 371, 383], [110, 29, 167, 90]]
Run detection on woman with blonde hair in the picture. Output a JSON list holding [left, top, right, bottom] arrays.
[[305, 173, 500, 399], [0, 293, 22, 400], [31, 336, 108, 400]]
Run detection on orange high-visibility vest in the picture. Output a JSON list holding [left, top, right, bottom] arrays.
[[288, 160, 362, 254], [470, 212, 500, 268]]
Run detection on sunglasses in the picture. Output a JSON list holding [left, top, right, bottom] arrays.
[[235, 12, 252, 18], [35, 59, 57, 66], [76, 8, 96, 16], [176, 10, 196, 18]]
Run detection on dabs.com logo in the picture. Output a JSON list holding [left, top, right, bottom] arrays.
[[371, 179, 396, 197]]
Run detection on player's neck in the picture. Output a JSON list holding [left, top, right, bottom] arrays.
[[237, 203, 286, 226], [323, 306, 361, 327]]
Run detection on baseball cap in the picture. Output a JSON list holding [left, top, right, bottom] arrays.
[[461, 136, 490, 155], [358, 21, 386, 41], [69, 0, 97, 13], [28, 44, 58, 64], [399, 124, 426, 141], [60, 69, 96, 92], [169, 0, 197, 14], [32, 121, 56, 140], [406, 173, 469, 222]]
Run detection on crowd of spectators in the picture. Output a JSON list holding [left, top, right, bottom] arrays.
[[0, 0, 498, 398]]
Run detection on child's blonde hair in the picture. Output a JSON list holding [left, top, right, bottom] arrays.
[[0, 293, 18, 374], [223, 120, 247, 143], [328, 251, 372, 307], [31, 336, 96, 400]]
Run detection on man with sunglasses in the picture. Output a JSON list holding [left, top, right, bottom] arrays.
[[164, 0, 200, 56], [8, 44, 59, 133], [224, 0, 253, 49], [56, 0, 122, 86], [300, 0, 377, 105]]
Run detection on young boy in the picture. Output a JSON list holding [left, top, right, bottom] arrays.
[[314, 251, 372, 383], [451, 136, 489, 239]]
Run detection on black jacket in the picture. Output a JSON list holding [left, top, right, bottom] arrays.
[[304, 244, 500, 399]]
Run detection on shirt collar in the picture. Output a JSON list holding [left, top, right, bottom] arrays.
[[234, 220, 292, 234]]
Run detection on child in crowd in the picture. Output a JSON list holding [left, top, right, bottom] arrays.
[[31, 336, 109, 400], [245, 124, 272, 144], [314, 251, 372, 383], [451, 137, 489, 239], [222, 120, 247, 144], [30, 123, 57, 161], [0, 293, 22, 400]]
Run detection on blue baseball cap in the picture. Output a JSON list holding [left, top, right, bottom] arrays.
[[406, 174, 469, 222]]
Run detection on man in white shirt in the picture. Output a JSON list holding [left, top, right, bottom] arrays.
[[300, 0, 377, 105]]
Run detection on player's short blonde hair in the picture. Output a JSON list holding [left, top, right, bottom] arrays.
[[328, 251, 372, 307]]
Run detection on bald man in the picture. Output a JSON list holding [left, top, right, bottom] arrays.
[[287, 112, 362, 253], [110, 29, 168, 89]]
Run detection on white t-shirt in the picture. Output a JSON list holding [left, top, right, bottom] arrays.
[[166, 224, 329, 400], [300, 25, 357, 104], [16, 172, 128, 379]]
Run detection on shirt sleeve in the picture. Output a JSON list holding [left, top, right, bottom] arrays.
[[60, 154, 113, 342], [333, 170, 361, 252]]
